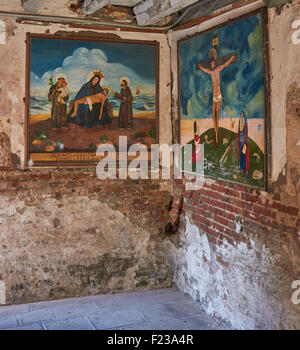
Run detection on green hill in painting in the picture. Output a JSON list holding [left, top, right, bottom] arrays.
[[182, 127, 265, 188]]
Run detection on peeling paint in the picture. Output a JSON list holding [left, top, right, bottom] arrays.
[[0, 132, 11, 169], [0, 184, 174, 304], [54, 30, 122, 39], [173, 216, 300, 329], [0, 20, 6, 44], [7, 92, 19, 104], [292, 19, 300, 45], [264, 0, 293, 14]]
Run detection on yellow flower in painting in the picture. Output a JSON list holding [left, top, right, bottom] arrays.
[[32, 139, 42, 146], [45, 145, 55, 152]]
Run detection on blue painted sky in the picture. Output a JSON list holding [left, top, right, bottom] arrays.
[[179, 13, 264, 119], [30, 38, 157, 95]]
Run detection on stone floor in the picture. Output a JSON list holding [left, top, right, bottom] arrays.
[[0, 288, 231, 330]]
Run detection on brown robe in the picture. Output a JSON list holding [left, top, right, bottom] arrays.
[[48, 84, 68, 129], [115, 86, 133, 128]]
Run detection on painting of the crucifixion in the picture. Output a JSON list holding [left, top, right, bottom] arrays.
[[196, 37, 237, 147], [179, 10, 267, 189]]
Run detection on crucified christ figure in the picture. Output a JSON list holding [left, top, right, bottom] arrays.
[[196, 54, 237, 146]]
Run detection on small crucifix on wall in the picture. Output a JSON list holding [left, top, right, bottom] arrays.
[[196, 36, 237, 146]]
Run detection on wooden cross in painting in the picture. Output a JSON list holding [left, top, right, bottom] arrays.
[[196, 36, 237, 146]]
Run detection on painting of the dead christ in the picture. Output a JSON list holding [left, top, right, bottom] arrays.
[[28, 36, 157, 162]]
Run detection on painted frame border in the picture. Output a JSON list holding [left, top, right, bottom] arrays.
[[177, 6, 271, 191], [25, 33, 160, 168]]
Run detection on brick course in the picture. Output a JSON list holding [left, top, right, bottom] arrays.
[[175, 177, 300, 277]]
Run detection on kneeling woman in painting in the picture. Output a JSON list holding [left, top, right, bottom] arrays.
[[69, 71, 111, 128], [237, 111, 250, 175]]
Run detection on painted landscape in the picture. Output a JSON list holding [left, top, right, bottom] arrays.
[[29, 93, 156, 153]]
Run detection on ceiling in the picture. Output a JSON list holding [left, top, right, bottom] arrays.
[[76, 0, 243, 27], [110, 0, 141, 5], [19, 0, 248, 28]]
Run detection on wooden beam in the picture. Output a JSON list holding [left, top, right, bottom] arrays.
[[81, 0, 110, 15], [110, 0, 141, 5], [133, 0, 200, 26], [172, 0, 261, 30]]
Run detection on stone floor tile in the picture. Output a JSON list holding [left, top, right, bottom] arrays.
[[88, 308, 147, 330], [148, 315, 219, 330], [44, 316, 94, 330], [18, 308, 54, 325], [0, 304, 30, 314], [50, 302, 98, 320], [91, 295, 123, 310], [115, 291, 183, 308], [5, 323, 45, 330], [137, 300, 204, 322], [0, 312, 19, 329], [179, 315, 220, 330], [119, 323, 154, 330], [0, 288, 230, 330]]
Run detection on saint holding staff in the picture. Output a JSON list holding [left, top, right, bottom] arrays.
[[113, 77, 133, 129], [48, 74, 69, 130]]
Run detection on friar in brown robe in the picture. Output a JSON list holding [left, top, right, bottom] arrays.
[[48, 76, 69, 129], [114, 79, 133, 129]]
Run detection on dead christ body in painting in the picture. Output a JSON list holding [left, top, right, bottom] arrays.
[[196, 55, 236, 146], [71, 88, 109, 121]]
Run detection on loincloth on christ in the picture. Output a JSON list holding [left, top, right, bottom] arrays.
[[213, 93, 222, 103], [87, 96, 93, 111]]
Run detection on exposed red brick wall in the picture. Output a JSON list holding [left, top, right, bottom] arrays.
[[173, 175, 300, 329], [0, 170, 172, 233], [174, 177, 299, 274]]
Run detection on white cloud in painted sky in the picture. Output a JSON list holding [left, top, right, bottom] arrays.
[[31, 47, 155, 95]]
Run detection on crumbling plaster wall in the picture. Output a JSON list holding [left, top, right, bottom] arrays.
[[0, 0, 79, 18], [169, 0, 300, 329], [0, 6, 174, 305], [0, 174, 175, 304]]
